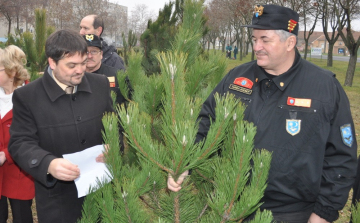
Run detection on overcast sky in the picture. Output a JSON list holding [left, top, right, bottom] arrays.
[[115, 0, 171, 15], [114, 0, 359, 31]]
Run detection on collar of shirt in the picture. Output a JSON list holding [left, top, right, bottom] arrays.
[[47, 66, 78, 93]]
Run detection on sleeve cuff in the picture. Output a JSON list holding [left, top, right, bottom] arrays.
[[313, 202, 339, 222], [41, 154, 58, 187]]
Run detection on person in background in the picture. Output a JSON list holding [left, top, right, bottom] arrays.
[[225, 44, 232, 59], [233, 45, 238, 60], [0, 45, 34, 223], [80, 14, 125, 71], [168, 4, 357, 223], [83, 34, 127, 107], [9, 29, 113, 222]]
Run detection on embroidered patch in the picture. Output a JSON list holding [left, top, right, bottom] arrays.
[[340, 124, 353, 147], [286, 119, 301, 136], [234, 77, 253, 89], [288, 19, 298, 33], [229, 84, 252, 95], [85, 34, 94, 42], [107, 76, 116, 88]]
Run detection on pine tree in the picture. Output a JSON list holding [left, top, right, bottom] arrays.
[[80, 0, 273, 222], [140, 0, 183, 75], [9, 9, 54, 75], [122, 30, 138, 66]]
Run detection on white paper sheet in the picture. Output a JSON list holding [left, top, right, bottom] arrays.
[[63, 145, 113, 198]]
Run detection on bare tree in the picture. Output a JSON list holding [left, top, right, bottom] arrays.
[[203, 6, 220, 50], [299, 0, 321, 59], [46, 0, 75, 29], [320, 0, 343, 67], [128, 4, 155, 40], [334, 0, 360, 86], [0, 0, 17, 36]]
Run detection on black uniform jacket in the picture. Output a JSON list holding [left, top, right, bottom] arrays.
[[9, 68, 113, 223], [93, 63, 127, 107], [197, 52, 357, 222]]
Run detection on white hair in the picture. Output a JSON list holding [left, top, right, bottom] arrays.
[[274, 30, 298, 43]]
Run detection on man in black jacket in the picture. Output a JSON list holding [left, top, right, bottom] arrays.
[[83, 34, 127, 107], [9, 29, 113, 223], [80, 14, 125, 71], [168, 5, 357, 223]]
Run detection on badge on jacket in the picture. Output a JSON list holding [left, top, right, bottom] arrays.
[[229, 77, 253, 95], [107, 76, 116, 87], [287, 97, 311, 108], [340, 124, 353, 147], [234, 77, 253, 89], [286, 119, 301, 136]]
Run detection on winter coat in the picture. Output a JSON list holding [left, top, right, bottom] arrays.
[[101, 39, 126, 71], [9, 68, 113, 222]]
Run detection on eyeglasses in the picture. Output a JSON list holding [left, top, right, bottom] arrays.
[[87, 50, 101, 55]]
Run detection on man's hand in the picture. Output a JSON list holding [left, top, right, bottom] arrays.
[[96, 153, 105, 163], [308, 213, 330, 223], [95, 144, 109, 163], [167, 170, 189, 192], [48, 158, 80, 181], [0, 151, 6, 166]]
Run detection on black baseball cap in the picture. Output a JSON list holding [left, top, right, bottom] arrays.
[[83, 34, 102, 49], [242, 5, 299, 35]]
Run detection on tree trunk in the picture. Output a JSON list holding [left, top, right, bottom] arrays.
[[344, 52, 358, 86], [304, 39, 309, 60], [7, 19, 12, 37], [327, 42, 334, 67]]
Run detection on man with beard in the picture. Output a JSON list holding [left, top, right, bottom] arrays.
[[9, 29, 113, 222], [168, 5, 357, 223], [83, 34, 127, 107], [80, 14, 125, 71]]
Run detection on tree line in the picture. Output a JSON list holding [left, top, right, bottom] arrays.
[[202, 0, 360, 86]]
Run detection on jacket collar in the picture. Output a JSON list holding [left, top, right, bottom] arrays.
[[42, 66, 92, 102]]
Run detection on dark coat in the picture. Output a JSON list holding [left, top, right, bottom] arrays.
[[101, 39, 126, 71], [197, 51, 357, 222], [93, 63, 126, 106], [9, 68, 113, 223]]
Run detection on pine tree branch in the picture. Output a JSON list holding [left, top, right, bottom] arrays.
[[171, 77, 176, 126], [136, 174, 151, 195], [122, 194, 133, 223], [102, 197, 115, 223], [174, 195, 180, 223], [128, 126, 173, 175], [194, 169, 215, 184], [221, 171, 242, 223], [196, 204, 208, 221], [174, 144, 187, 177], [198, 122, 224, 160]]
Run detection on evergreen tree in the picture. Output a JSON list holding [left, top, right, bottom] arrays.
[[122, 30, 138, 66], [80, 0, 273, 222], [140, 0, 183, 75], [8, 9, 54, 75]]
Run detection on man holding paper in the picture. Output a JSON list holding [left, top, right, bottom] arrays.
[[8, 29, 113, 223]]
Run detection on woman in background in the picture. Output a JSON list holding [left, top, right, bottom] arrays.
[[0, 45, 34, 223]]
